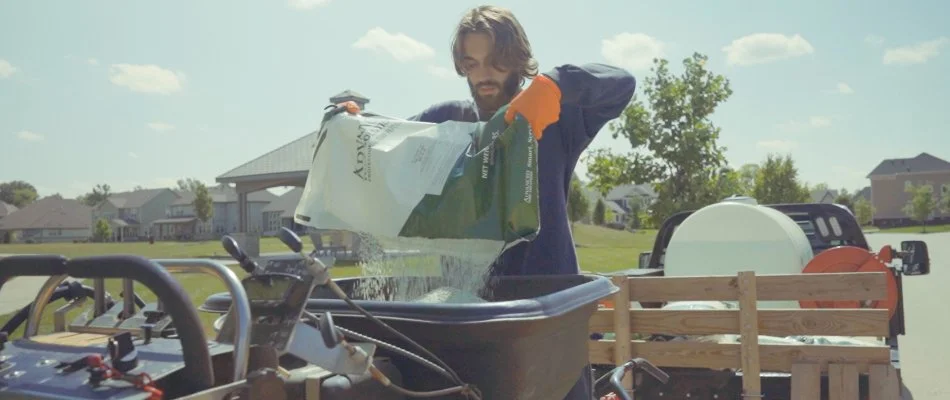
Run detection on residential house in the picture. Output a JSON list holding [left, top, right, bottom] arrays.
[[811, 188, 840, 204], [0, 201, 16, 220], [261, 187, 308, 236], [92, 188, 180, 241], [604, 183, 658, 224], [866, 152, 950, 227], [154, 184, 278, 240], [853, 186, 871, 203], [0, 195, 93, 243]]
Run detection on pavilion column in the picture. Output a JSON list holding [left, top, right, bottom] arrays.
[[232, 184, 260, 257]]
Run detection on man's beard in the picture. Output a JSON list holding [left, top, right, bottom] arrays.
[[468, 74, 521, 120]]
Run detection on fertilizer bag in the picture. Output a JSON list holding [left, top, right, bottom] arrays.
[[293, 105, 540, 255]]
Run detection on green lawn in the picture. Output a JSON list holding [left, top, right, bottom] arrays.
[[0, 225, 656, 338], [876, 224, 950, 234]]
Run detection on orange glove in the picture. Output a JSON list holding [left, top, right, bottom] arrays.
[[504, 74, 561, 141], [337, 101, 361, 114]]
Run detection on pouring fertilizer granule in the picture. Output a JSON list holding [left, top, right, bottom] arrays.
[[293, 103, 539, 302]]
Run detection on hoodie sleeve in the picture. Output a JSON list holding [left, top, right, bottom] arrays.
[[542, 63, 636, 142]]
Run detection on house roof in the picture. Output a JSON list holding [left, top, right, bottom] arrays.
[[172, 184, 279, 206], [854, 186, 871, 202], [605, 200, 627, 214], [262, 187, 304, 218], [811, 189, 839, 203], [0, 201, 17, 218], [216, 131, 319, 183], [605, 183, 657, 201], [0, 196, 92, 230], [867, 152, 950, 177], [105, 188, 174, 209]]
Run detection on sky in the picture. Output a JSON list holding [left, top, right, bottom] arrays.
[[1, 0, 948, 199]]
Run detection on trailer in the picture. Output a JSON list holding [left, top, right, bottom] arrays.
[[590, 200, 930, 399]]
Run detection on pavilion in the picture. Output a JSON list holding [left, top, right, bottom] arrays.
[[215, 90, 370, 256]]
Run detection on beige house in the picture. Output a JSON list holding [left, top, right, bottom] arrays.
[[92, 188, 181, 241], [867, 152, 950, 227], [0, 196, 92, 243], [154, 184, 278, 241]]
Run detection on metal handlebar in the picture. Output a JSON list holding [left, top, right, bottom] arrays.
[[599, 358, 670, 400], [152, 259, 252, 384]]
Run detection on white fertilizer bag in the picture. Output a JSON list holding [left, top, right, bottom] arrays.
[[293, 104, 541, 259]]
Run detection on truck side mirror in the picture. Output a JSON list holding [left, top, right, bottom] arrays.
[[900, 240, 930, 276], [639, 252, 652, 269]]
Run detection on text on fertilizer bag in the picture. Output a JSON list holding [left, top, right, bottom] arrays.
[[353, 120, 398, 183], [480, 129, 500, 180]]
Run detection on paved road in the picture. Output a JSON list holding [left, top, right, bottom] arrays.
[[864, 232, 948, 400]]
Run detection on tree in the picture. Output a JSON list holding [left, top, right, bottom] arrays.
[[854, 198, 875, 226], [177, 178, 204, 193], [193, 182, 214, 223], [567, 174, 590, 227], [902, 183, 937, 232], [593, 198, 606, 226], [835, 192, 854, 214], [0, 180, 39, 207], [584, 53, 734, 225], [93, 218, 112, 242], [752, 154, 810, 204], [813, 183, 829, 193], [79, 184, 112, 207], [737, 164, 759, 196]]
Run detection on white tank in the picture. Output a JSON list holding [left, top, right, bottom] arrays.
[[662, 201, 814, 309]]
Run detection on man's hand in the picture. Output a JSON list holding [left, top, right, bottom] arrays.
[[504, 74, 561, 141]]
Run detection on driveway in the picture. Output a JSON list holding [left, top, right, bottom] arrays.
[[864, 232, 948, 400]]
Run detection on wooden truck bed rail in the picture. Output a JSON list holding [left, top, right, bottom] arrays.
[[589, 271, 901, 399]]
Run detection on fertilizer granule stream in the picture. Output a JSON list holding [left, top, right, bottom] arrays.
[[349, 232, 501, 304]]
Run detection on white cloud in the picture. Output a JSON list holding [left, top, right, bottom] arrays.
[[16, 130, 44, 141], [777, 115, 833, 132], [831, 82, 853, 95], [426, 65, 457, 80], [148, 122, 175, 132], [352, 27, 435, 62], [883, 37, 948, 65], [722, 33, 814, 66], [601, 33, 665, 71], [87, 58, 99, 66], [809, 116, 832, 128], [288, 0, 330, 10], [109, 64, 185, 94], [865, 34, 885, 46], [757, 139, 798, 152], [0, 59, 17, 78], [128, 152, 139, 159]]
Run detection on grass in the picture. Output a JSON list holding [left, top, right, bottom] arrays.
[[0, 225, 655, 338], [876, 224, 950, 234]]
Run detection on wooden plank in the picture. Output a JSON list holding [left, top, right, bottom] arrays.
[[30, 332, 113, 347], [610, 275, 632, 391], [791, 363, 822, 400], [869, 364, 900, 400], [738, 271, 762, 397], [588, 340, 890, 373], [588, 308, 891, 337], [829, 363, 859, 400], [626, 272, 887, 302]]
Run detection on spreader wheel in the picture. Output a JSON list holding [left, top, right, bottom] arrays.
[[799, 246, 899, 319]]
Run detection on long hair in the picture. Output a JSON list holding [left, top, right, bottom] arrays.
[[451, 5, 539, 86]]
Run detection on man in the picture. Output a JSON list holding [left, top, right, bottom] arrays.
[[343, 5, 636, 399]]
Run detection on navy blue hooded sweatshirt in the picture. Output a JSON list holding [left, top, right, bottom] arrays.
[[409, 63, 637, 277]]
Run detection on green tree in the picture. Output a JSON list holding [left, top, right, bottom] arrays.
[[567, 174, 590, 227], [752, 154, 810, 204], [177, 178, 204, 192], [79, 184, 112, 207], [738, 164, 759, 196], [854, 198, 875, 226], [93, 218, 112, 242], [902, 183, 937, 232], [584, 52, 734, 225], [193, 182, 214, 223], [593, 198, 606, 225], [0, 180, 39, 207], [835, 192, 854, 214]]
